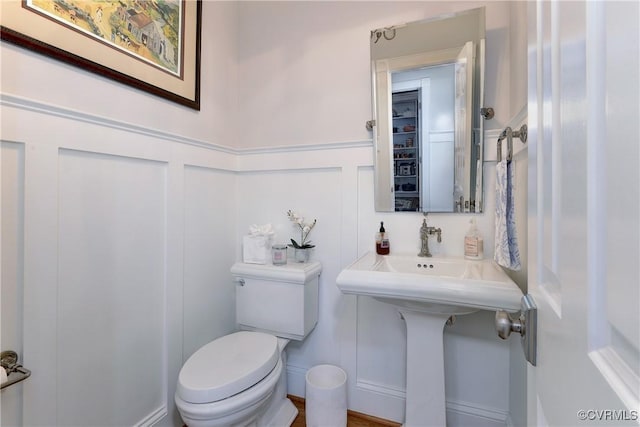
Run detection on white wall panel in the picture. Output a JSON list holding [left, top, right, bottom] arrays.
[[0, 99, 240, 426], [183, 166, 238, 360], [1, 141, 25, 426], [1, 96, 523, 426], [234, 146, 519, 424], [56, 149, 167, 425], [356, 297, 407, 394], [236, 168, 343, 373], [444, 311, 511, 410]]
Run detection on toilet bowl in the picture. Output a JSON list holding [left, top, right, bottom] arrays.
[[175, 332, 287, 427], [175, 261, 322, 427]]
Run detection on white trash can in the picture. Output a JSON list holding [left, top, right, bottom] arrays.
[[305, 364, 347, 427]]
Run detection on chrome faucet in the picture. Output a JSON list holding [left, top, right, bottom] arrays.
[[418, 218, 442, 257]]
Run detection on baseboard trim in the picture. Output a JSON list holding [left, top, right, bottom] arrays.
[[446, 399, 510, 425], [288, 395, 402, 427], [288, 393, 510, 427]]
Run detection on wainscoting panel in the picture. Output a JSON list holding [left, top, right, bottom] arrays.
[[1, 141, 26, 427], [56, 149, 168, 425], [183, 165, 238, 360], [236, 167, 345, 377], [1, 98, 241, 426], [356, 296, 407, 392], [3, 94, 519, 426], [347, 167, 512, 424]]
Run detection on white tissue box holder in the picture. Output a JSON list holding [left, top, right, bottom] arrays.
[[243, 235, 273, 264]]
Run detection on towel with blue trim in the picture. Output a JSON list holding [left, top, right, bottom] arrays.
[[494, 159, 521, 270]]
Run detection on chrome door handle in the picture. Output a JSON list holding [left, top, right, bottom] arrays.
[[495, 311, 523, 339], [495, 294, 537, 366]]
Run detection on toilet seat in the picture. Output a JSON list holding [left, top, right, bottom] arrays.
[[175, 357, 283, 426], [177, 331, 279, 404]]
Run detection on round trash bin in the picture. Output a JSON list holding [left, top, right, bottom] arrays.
[[305, 364, 347, 427]]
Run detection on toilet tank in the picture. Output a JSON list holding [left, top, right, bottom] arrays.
[[231, 261, 322, 341]]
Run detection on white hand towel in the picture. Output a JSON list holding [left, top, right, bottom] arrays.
[[494, 159, 521, 270]]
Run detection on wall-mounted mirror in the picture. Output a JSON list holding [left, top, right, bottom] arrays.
[[371, 7, 486, 213]]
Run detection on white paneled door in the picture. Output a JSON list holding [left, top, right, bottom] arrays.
[[528, 1, 639, 425]]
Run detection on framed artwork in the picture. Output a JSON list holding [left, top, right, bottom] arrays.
[[1, 0, 201, 110]]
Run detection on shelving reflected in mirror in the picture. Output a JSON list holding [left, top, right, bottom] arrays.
[[371, 7, 486, 213]]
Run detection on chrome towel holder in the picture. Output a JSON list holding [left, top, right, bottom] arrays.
[[497, 124, 527, 162]]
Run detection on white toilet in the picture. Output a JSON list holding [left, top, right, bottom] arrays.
[[175, 261, 322, 427]]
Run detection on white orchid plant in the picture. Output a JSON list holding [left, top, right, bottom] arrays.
[[287, 210, 317, 249]]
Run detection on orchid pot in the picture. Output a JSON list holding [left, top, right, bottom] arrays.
[[287, 210, 317, 263]]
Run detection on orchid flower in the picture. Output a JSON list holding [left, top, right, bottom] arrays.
[[287, 210, 317, 249]]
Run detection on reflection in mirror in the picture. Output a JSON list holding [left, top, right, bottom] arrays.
[[371, 8, 486, 213]]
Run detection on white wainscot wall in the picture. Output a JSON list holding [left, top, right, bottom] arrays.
[[2, 96, 522, 426], [235, 143, 519, 426], [0, 98, 238, 427]]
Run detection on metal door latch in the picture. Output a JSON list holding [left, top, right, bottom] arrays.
[[1, 350, 31, 389], [495, 294, 537, 366]]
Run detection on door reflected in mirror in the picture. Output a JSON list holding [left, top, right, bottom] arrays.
[[371, 8, 486, 213]]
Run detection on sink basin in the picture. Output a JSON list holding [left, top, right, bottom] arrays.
[[336, 251, 523, 314], [336, 252, 524, 425]]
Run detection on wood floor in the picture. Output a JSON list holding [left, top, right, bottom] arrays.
[[289, 395, 401, 427]]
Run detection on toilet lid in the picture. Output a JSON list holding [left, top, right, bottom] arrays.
[[177, 331, 279, 404]]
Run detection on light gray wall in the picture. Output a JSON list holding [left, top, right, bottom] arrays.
[[236, 1, 513, 149]]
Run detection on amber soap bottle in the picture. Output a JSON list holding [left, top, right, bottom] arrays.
[[376, 221, 390, 255]]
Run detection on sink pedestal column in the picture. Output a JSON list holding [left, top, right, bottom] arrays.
[[399, 309, 451, 427]]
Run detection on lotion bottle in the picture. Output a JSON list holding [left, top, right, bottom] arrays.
[[464, 218, 483, 260], [376, 221, 390, 255]]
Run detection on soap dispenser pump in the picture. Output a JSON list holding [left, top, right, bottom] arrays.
[[376, 221, 390, 255]]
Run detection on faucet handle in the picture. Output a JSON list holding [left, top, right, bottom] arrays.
[[426, 227, 442, 243]]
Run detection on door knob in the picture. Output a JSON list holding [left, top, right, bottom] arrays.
[[495, 311, 523, 339], [495, 294, 537, 366]]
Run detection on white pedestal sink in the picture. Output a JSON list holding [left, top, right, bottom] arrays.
[[336, 252, 523, 426]]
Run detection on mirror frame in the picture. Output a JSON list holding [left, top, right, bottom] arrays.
[[371, 7, 486, 213]]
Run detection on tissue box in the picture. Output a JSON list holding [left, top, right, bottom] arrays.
[[243, 235, 273, 264]]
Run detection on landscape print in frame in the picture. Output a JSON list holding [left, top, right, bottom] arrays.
[[0, 0, 201, 109]]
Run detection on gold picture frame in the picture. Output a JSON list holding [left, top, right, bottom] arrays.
[[1, 0, 201, 110]]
